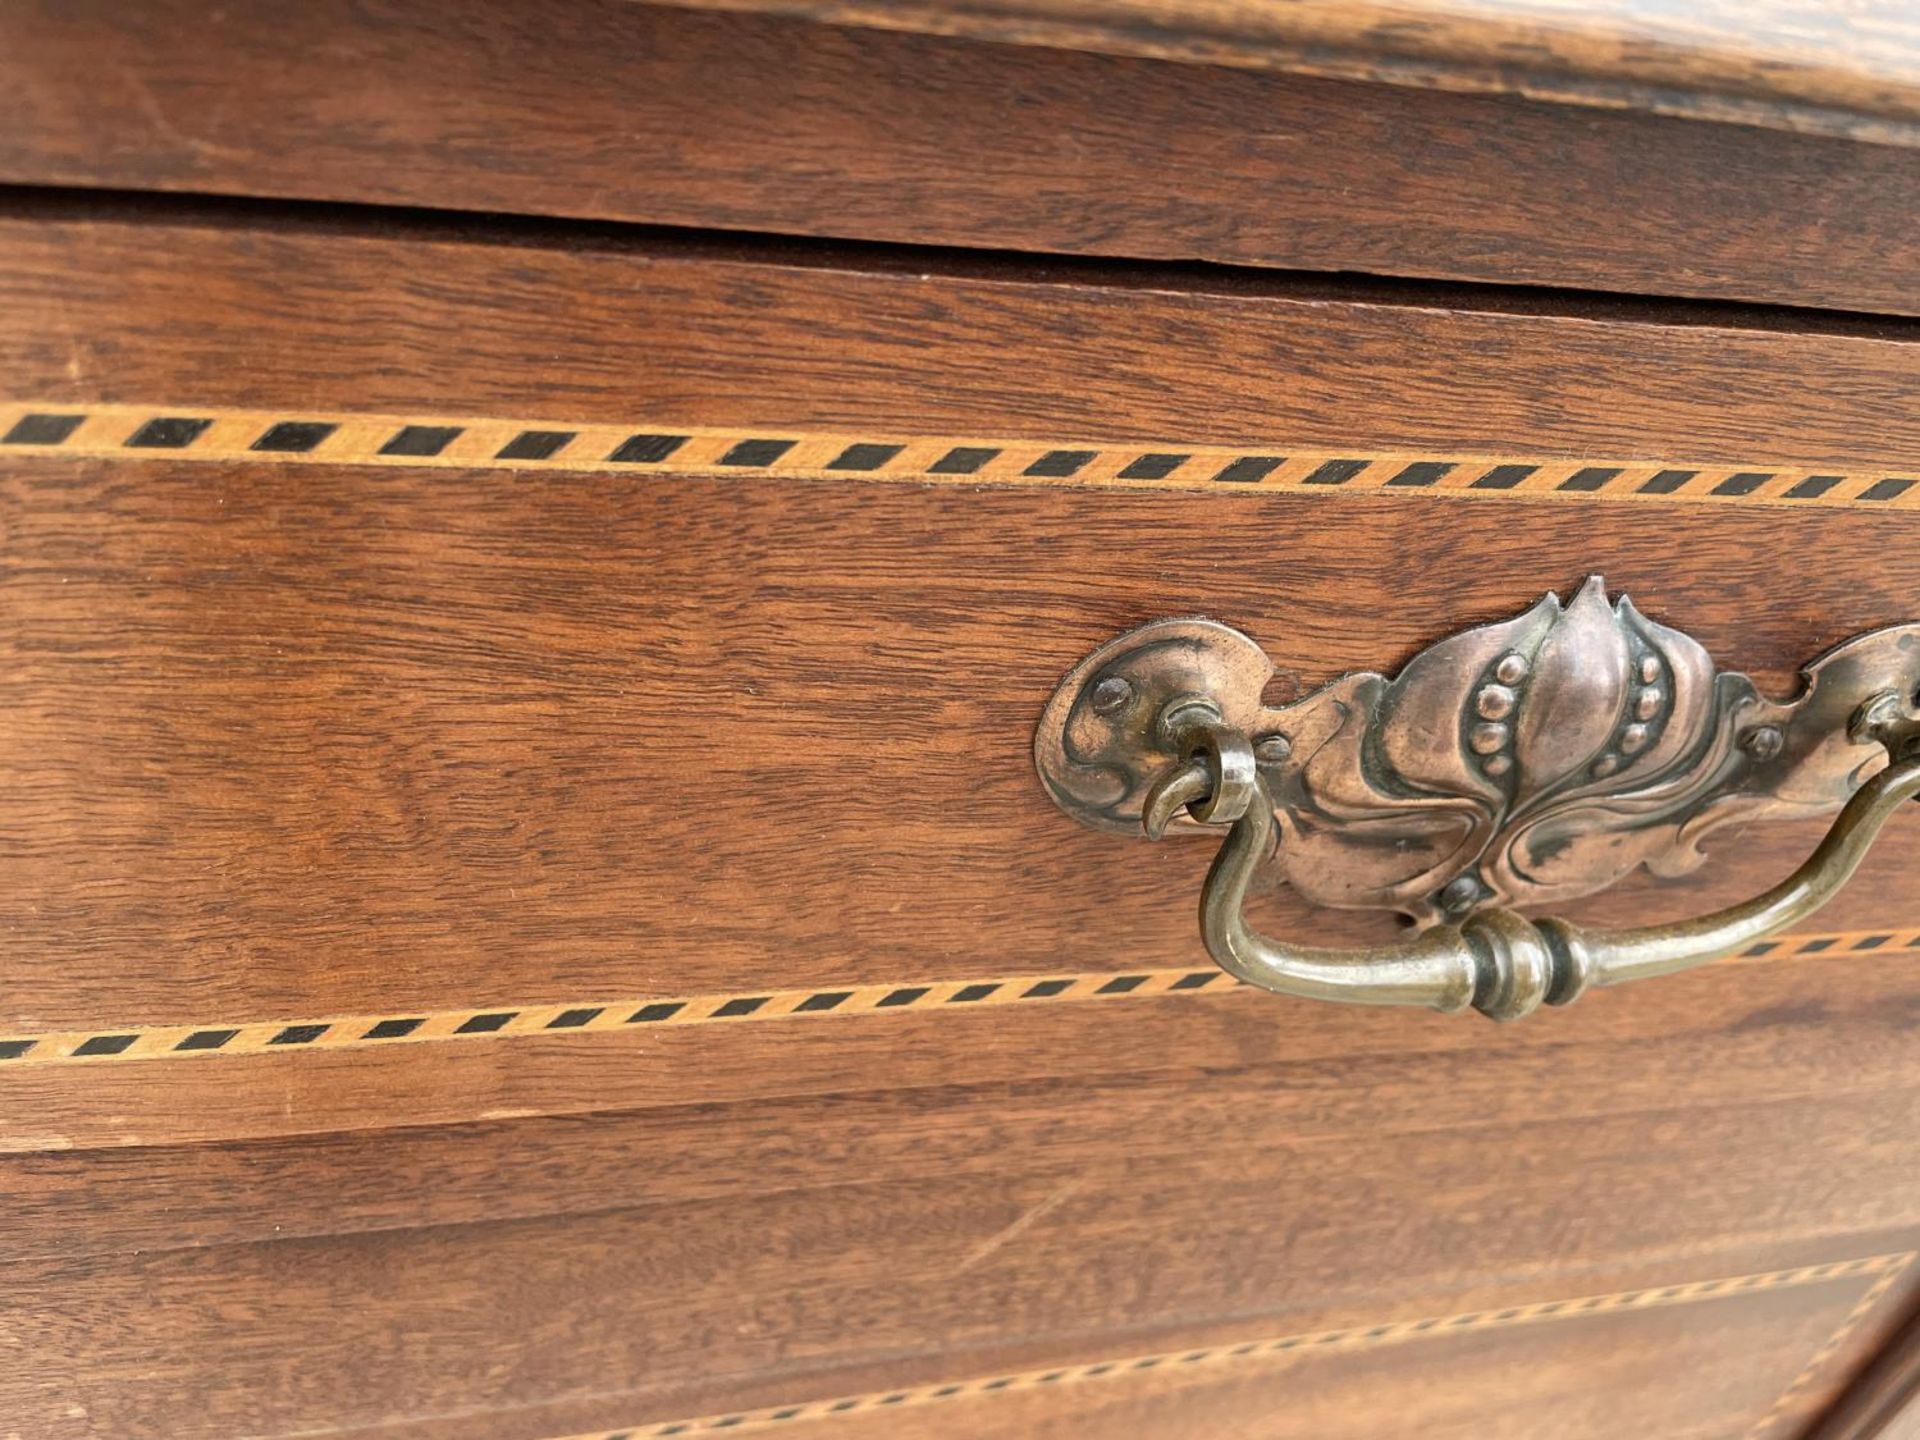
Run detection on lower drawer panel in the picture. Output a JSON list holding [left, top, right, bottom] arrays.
[[740, 1260, 1911, 1440]]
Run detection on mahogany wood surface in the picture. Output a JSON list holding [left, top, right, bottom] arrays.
[[4, 1247, 1910, 1439], [2, 201, 1918, 1436], [655, 0, 1920, 143], [4, 3, 1920, 315], [748, 1279, 1908, 1440]]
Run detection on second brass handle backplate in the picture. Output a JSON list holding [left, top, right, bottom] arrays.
[[1034, 578, 1920, 1020]]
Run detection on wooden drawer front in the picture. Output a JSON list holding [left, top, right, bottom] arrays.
[[2, 206, 1918, 1439], [4, 0, 1920, 315]]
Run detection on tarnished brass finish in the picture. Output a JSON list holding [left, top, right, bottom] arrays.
[[1035, 579, 1920, 1019]]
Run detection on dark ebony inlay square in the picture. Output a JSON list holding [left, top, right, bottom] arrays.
[[546, 1007, 604, 1028], [495, 430, 575, 461], [627, 1002, 684, 1023], [1853, 935, 1893, 950], [269, 1024, 329, 1045], [1022, 979, 1073, 998], [380, 422, 462, 456], [1117, 452, 1189, 479], [1300, 458, 1366, 486], [1171, 971, 1220, 990], [380, 425, 463, 456], [251, 421, 337, 453], [796, 991, 851, 1012], [714, 996, 769, 1017], [877, 986, 930, 1007], [75, 1034, 138, 1056], [1218, 455, 1286, 484], [928, 446, 999, 474], [609, 433, 687, 464], [949, 983, 999, 1003], [1798, 938, 1835, 953], [175, 1028, 239, 1051], [2, 413, 84, 445], [1024, 449, 1096, 477], [1711, 471, 1773, 496], [1862, 478, 1915, 502], [1471, 464, 1536, 490], [456, 1012, 515, 1033], [363, 1017, 423, 1039], [1560, 467, 1622, 492], [126, 417, 212, 448], [1097, 975, 1147, 993], [825, 443, 904, 471], [1639, 469, 1698, 494], [718, 438, 796, 467], [1386, 461, 1454, 487], [0, 1039, 36, 1060], [1785, 474, 1843, 499]]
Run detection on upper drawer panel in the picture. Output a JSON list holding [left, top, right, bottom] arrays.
[[3, 0, 1919, 314]]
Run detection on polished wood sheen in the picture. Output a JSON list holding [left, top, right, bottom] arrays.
[[656, 0, 1920, 141], [1, 190, 1918, 1436], [4, 3, 1919, 314]]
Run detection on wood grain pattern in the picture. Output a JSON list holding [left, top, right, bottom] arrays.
[[2, 1136, 1912, 1439], [14, 1000, 1920, 1256], [4, 4, 1920, 314], [2, 209, 1918, 1078], [3, 201, 1919, 1436], [8, 977, 1917, 1430], [1, 206, 1916, 463], [723, 1268, 1913, 1440], [0, 925, 1899, 1072], [655, 0, 1920, 143], [5, 941, 1920, 1152], [538, 1260, 1914, 1440], [10, 449, 1920, 1020]]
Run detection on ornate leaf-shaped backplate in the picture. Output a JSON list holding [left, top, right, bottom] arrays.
[[1036, 578, 1920, 927]]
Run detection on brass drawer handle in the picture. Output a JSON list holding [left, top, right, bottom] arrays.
[[1035, 579, 1920, 1020]]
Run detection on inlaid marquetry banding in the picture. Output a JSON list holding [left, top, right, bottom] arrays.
[[0, 928, 1908, 1069], [3, 402, 1916, 510], [541, 1254, 1915, 1439]]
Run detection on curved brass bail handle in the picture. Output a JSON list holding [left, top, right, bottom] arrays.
[[1155, 746, 1920, 1022]]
